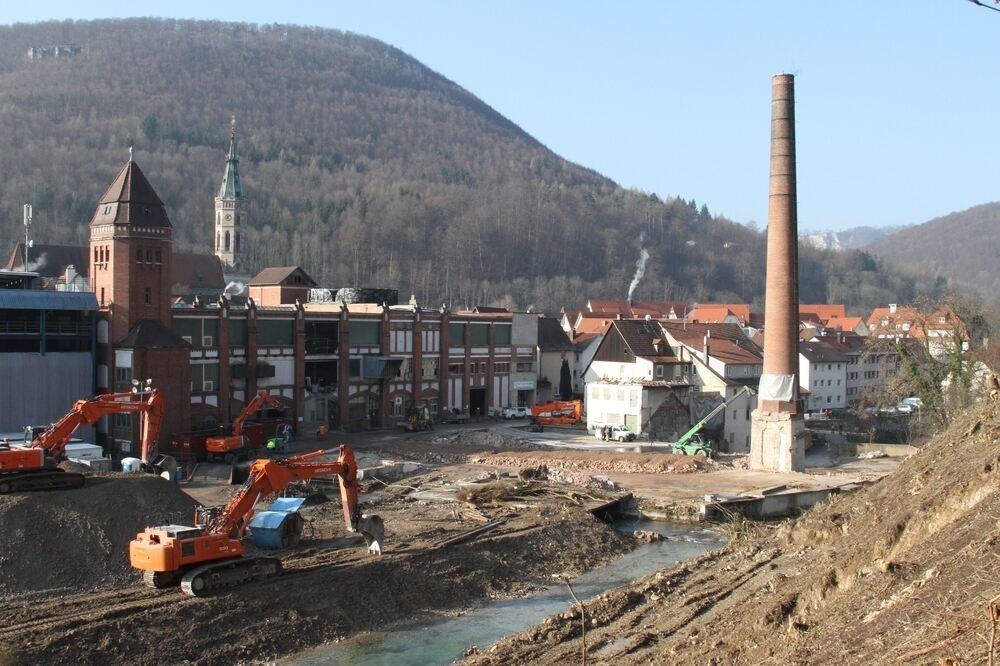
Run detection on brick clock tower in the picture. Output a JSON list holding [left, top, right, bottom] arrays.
[[90, 155, 173, 338], [89, 154, 190, 458]]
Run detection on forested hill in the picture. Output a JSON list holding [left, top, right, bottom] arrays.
[[0, 18, 937, 312], [865, 202, 1000, 299]]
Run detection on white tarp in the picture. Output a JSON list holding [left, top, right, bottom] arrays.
[[758, 373, 795, 402]]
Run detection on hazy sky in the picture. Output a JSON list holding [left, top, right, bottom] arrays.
[[5, 2, 999, 230]]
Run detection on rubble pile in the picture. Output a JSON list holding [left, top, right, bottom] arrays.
[[0, 475, 197, 594], [469, 450, 715, 478]]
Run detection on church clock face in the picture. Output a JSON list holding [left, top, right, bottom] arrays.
[[225, 214, 232, 221]]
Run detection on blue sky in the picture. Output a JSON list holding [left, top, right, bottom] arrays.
[[5, 2, 999, 230]]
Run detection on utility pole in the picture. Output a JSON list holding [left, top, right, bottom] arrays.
[[23, 204, 33, 272]]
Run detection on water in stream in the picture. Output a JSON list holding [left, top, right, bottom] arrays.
[[289, 522, 725, 666]]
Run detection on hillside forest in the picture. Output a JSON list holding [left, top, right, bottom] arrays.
[[0, 19, 946, 313]]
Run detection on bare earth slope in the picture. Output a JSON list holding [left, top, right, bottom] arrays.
[[471, 402, 1000, 665]]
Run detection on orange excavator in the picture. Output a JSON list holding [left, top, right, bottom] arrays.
[[530, 400, 583, 426], [130, 444, 384, 596], [206, 389, 283, 463], [0, 389, 172, 494]]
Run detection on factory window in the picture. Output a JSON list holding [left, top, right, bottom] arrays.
[[447, 363, 463, 374], [494, 324, 512, 346], [146, 249, 152, 263], [470, 324, 489, 347], [228, 318, 247, 347], [448, 323, 465, 345], [258, 319, 294, 347], [348, 321, 380, 347], [144, 288, 151, 306], [422, 359, 439, 378], [348, 358, 361, 378], [155, 249, 161, 263], [136, 249, 142, 263]]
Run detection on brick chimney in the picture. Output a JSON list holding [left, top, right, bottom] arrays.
[[750, 73, 805, 473]]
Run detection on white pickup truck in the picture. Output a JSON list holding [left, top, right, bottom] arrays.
[[502, 406, 529, 419]]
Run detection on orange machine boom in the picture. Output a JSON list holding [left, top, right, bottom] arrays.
[[205, 389, 283, 462], [530, 400, 583, 426], [0, 390, 170, 494], [130, 444, 383, 596]]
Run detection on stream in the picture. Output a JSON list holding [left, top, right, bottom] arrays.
[[288, 521, 725, 666]]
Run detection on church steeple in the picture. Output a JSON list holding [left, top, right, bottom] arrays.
[[214, 116, 246, 269]]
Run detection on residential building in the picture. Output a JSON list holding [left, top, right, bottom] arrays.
[[660, 322, 762, 453], [798, 341, 847, 412], [535, 316, 575, 402], [867, 303, 969, 359], [583, 319, 692, 438]]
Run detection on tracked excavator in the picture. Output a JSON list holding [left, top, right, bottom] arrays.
[[0, 389, 173, 494], [205, 389, 283, 463], [130, 444, 384, 596]]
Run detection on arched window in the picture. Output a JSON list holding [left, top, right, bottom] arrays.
[[234, 232, 240, 252], [224, 231, 230, 252], [216, 232, 220, 251], [235, 214, 240, 226]]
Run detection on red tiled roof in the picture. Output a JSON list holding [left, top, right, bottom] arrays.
[[799, 304, 846, 321]]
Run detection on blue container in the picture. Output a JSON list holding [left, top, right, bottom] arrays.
[[248, 498, 307, 549]]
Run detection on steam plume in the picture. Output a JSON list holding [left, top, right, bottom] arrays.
[[626, 233, 650, 301]]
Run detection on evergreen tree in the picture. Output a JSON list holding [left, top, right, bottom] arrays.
[[559, 358, 572, 399]]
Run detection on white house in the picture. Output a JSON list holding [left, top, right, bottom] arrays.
[[798, 341, 848, 412], [583, 319, 692, 438]]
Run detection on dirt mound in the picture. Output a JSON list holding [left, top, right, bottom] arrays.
[[471, 402, 1000, 665], [0, 475, 197, 595]]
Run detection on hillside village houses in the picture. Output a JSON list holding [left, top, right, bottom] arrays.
[[1, 129, 967, 458]]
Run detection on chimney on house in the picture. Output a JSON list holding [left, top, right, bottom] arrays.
[[889, 303, 897, 314], [703, 329, 711, 360]]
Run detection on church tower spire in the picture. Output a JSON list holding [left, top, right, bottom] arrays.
[[214, 116, 245, 269]]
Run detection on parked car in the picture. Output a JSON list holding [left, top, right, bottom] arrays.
[[502, 406, 529, 419], [594, 425, 636, 442], [894, 402, 917, 414]]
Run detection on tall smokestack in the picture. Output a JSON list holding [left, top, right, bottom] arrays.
[[762, 73, 799, 407], [750, 73, 805, 472]]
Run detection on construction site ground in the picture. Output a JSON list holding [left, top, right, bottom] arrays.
[[0, 420, 908, 665], [467, 403, 1000, 665]]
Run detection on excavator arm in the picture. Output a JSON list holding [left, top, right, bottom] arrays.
[[32, 390, 163, 462], [232, 389, 282, 437], [209, 445, 372, 544], [675, 385, 753, 448]]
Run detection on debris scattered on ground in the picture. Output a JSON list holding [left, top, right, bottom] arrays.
[[468, 403, 1000, 665], [857, 449, 887, 459], [0, 462, 641, 665], [469, 450, 716, 483]]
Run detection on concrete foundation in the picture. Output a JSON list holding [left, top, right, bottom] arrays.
[[749, 409, 804, 472]]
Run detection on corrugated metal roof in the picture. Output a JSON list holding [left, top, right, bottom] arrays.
[[0, 290, 97, 311]]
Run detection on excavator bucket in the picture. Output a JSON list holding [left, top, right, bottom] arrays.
[[229, 461, 252, 485], [151, 454, 178, 480], [358, 514, 384, 555]]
